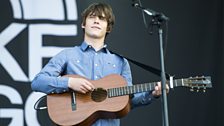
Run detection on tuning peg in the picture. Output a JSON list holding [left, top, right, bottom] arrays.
[[196, 87, 200, 92], [203, 87, 206, 93]]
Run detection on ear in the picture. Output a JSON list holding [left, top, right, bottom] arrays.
[[81, 24, 85, 29]]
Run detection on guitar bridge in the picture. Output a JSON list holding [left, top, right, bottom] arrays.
[[71, 91, 76, 111]]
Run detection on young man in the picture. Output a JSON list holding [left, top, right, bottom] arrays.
[[31, 2, 168, 126]]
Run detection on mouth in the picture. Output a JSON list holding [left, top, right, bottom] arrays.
[[91, 26, 101, 30]]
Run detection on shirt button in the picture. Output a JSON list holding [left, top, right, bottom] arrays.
[[76, 60, 80, 63], [95, 53, 98, 55], [51, 92, 54, 94], [95, 64, 98, 66], [113, 64, 116, 67], [95, 76, 98, 79]]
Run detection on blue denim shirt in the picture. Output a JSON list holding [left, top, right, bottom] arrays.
[[31, 42, 155, 126]]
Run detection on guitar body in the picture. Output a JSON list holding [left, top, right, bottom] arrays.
[[47, 74, 130, 126], [47, 74, 212, 125]]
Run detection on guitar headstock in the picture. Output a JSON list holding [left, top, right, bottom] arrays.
[[182, 76, 212, 92]]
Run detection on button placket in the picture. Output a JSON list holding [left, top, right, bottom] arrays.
[[93, 52, 101, 80]]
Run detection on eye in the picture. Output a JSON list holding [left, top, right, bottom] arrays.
[[88, 15, 96, 18], [99, 16, 107, 21]]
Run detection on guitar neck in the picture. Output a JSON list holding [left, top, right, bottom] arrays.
[[107, 78, 188, 98]]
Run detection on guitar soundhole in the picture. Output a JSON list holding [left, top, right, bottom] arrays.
[[91, 88, 107, 102]]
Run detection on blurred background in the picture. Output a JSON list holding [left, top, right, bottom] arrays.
[[0, 0, 223, 126]]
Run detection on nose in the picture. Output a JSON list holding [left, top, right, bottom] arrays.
[[93, 17, 100, 24]]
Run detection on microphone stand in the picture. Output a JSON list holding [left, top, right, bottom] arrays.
[[132, 3, 170, 126]]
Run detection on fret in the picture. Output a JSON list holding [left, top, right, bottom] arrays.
[[110, 88, 113, 97], [144, 83, 147, 92], [145, 83, 147, 91], [147, 83, 150, 91], [110, 89, 113, 97], [175, 80, 177, 87], [119, 88, 121, 95], [118, 87, 121, 96], [130, 86, 133, 94], [122, 87, 125, 95], [112, 89, 114, 97], [126, 86, 129, 94], [133, 86, 136, 93], [125, 86, 128, 95], [142, 84, 145, 92], [127, 87, 129, 94], [170, 76, 174, 89], [120, 88, 123, 95], [123, 87, 126, 95], [117, 88, 119, 96], [109, 89, 111, 97], [109, 89, 112, 97], [176, 79, 181, 87], [129, 86, 132, 94], [126, 87, 129, 94], [114, 88, 117, 96], [153, 82, 156, 90], [181, 79, 184, 86]]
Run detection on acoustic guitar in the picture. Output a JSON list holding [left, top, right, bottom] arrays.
[[47, 74, 212, 126]]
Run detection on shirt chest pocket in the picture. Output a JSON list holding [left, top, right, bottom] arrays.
[[66, 58, 90, 74], [102, 60, 121, 76]]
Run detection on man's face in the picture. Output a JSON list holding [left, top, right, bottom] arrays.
[[82, 12, 108, 39]]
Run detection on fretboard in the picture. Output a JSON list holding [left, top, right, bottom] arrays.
[[108, 79, 185, 98]]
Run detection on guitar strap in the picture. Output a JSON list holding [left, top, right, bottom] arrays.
[[109, 50, 170, 79]]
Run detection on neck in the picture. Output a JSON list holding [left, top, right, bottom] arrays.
[[84, 36, 105, 51]]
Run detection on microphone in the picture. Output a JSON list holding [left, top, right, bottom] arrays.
[[132, 0, 169, 21]]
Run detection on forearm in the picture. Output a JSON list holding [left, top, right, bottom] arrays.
[[131, 91, 157, 109], [31, 74, 69, 94]]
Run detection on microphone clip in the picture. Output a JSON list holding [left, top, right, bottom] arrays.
[[132, 2, 169, 22]]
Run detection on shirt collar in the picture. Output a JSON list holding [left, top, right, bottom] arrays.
[[81, 41, 108, 53]]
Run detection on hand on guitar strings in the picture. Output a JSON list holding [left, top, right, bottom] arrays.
[[152, 82, 169, 98], [68, 77, 95, 94]]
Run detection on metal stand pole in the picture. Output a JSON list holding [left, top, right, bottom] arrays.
[[158, 27, 169, 126], [131, 2, 170, 126]]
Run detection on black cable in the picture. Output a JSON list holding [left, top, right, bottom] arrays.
[[138, 0, 148, 29], [34, 95, 47, 110]]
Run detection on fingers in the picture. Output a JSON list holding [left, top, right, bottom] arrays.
[[81, 80, 95, 93], [80, 85, 88, 94], [152, 82, 169, 97], [154, 84, 161, 95], [68, 78, 95, 94], [83, 80, 95, 91], [166, 84, 169, 93]]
